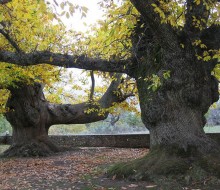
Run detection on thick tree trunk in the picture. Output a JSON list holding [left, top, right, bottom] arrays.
[[109, 20, 220, 183], [137, 77, 219, 154], [109, 74, 220, 181], [4, 83, 59, 157], [135, 53, 220, 155], [129, 16, 220, 155]]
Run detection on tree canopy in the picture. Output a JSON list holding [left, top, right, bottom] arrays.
[[0, 0, 139, 113], [0, 0, 219, 93]]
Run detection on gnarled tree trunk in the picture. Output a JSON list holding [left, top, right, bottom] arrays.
[[136, 63, 219, 155], [109, 56, 220, 182], [129, 0, 220, 154], [4, 75, 126, 157], [4, 83, 59, 157], [108, 11, 220, 181]]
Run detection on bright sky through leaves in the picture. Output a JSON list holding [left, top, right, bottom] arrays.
[[45, 0, 106, 103], [48, 0, 104, 32]]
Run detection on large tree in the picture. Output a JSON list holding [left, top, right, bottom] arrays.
[[0, 0, 133, 157], [1, 0, 220, 183], [4, 78, 129, 157]]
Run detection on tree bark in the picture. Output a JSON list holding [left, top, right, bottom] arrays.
[[3, 75, 126, 157], [108, 13, 220, 181], [0, 51, 133, 74], [109, 70, 220, 180], [137, 74, 220, 154], [130, 17, 220, 156], [4, 83, 59, 157]]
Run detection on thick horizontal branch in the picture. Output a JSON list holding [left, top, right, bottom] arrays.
[[0, 50, 133, 74], [47, 74, 129, 126], [47, 102, 108, 125]]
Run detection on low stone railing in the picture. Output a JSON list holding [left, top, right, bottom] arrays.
[[1, 133, 220, 148]]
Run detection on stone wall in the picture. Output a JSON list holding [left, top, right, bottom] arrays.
[[49, 134, 150, 148], [1, 134, 220, 148]]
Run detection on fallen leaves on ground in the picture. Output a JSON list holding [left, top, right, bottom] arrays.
[[0, 148, 150, 190]]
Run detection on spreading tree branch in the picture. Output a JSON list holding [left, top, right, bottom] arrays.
[[0, 51, 133, 74], [47, 74, 128, 125]]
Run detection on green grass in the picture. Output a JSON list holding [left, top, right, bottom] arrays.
[[204, 125, 220, 133], [0, 145, 10, 154]]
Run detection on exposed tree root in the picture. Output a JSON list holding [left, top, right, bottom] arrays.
[[1, 139, 60, 157], [107, 147, 220, 187]]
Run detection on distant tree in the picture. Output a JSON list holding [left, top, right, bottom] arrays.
[[206, 103, 220, 126], [0, 115, 11, 134], [126, 113, 143, 128], [86, 111, 147, 134]]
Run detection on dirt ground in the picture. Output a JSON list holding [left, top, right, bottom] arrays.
[[0, 148, 156, 190], [0, 147, 220, 190]]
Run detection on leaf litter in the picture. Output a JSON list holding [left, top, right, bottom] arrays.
[[0, 148, 153, 190]]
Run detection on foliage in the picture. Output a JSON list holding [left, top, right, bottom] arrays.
[[49, 124, 87, 135], [84, 111, 146, 135], [0, 0, 139, 115], [0, 0, 92, 112], [82, 0, 220, 93], [0, 0, 63, 111], [212, 64, 220, 81], [0, 0, 219, 107], [125, 112, 143, 127], [0, 90, 9, 113], [84, 1, 138, 60]]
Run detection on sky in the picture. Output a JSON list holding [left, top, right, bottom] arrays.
[[65, 0, 104, 32], [48, 0, 104, 32], [46, 0, 105, 93]]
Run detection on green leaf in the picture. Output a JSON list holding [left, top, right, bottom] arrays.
[[60, 2, 65, 9], [0, 13, 3, 22]]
